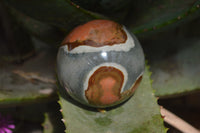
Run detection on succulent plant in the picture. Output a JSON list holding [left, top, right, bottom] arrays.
[[1, 0, 200, 132], [57, 20, 145, 108]]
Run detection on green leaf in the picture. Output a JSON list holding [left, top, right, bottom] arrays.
[[4, 0, 200, 39], [128, 0, 200, 35], [0, 49, 57, 106], [71, 0, 132, 22], [59, 67, 166, 133], [43, 102, 65, 133], [0, 1, 35, 61], [8, 7, 65, 47], [150, 38, 200, 98], [43, 113, 54, 133], [4, 0, 105, 33]]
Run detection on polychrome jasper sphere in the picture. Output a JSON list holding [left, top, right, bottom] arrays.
[[57, 20, 145, 108]]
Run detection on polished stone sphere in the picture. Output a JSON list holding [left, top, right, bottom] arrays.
[[57, 20, 145, 108]]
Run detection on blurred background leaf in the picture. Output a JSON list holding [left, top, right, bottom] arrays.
[[0, 45, 57, 106], [4, 0, 200, 40], [128, 0, 200, 35], [151, 38, 200, 97], [0, 1, 35, 63], [4, 0, 105, 32], [9, 8, 65, 47], [141, 17, 200, 98], [71, 0, 132, 22], [43, 102, 65, 133]]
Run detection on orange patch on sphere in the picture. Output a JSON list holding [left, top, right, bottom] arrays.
[[62, 20, 127, 51], [85, 66, 124, 106], [99, 77, 119, 105]]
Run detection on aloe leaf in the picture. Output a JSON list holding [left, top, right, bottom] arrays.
[[8, 7, 65, 47], [43, 102, 65, 133], [0, 1, 35, 62], [4, 0, 200, 39], [141, 17, 200, 98], [43, 113, 54, 133], [59, 67, 166, 133], [71, 0, 132, 22], [150, 39, 200, 98], [0, 49, 57, 106], [4, 0, 105, 33], [128, 0, 200, 35]]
